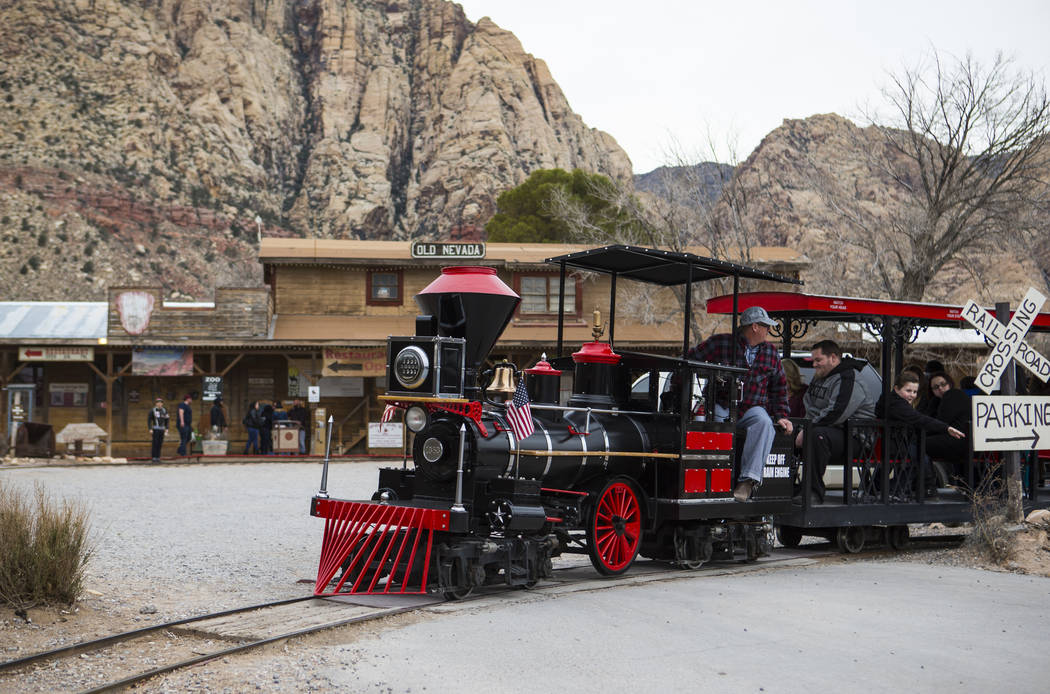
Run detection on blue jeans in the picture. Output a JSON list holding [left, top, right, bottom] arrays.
[[245, 427, 260, 454], [177, 425, 192, 456], [716, 404, 775, 486]]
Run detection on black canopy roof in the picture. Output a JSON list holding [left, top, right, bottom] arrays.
[[544, 245, 802, 287]]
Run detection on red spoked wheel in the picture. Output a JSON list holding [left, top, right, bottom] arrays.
[[587, 479, 643, 576]]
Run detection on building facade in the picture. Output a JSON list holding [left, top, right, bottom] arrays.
[[0, 241, 807, 458]]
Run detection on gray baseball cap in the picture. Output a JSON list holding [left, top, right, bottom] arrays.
[[740, 305, 776, 327]]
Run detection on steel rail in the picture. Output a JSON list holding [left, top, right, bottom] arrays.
[[79, 603, 421, 694], [0, 596, 314, 673]]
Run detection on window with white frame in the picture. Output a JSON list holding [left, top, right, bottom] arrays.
[[519, 275, 576, 315]]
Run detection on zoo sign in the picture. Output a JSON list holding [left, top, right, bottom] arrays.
[[962, 287, 1050, 394]]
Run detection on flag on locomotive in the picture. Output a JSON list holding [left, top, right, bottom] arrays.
[[505, 377, 534, 440]]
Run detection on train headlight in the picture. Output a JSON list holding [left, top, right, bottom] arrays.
[[393, 346, 429, 389], [405, 406, 428, 433], [421, 436, 444, 463]]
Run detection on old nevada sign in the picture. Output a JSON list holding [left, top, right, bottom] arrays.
[[962, 287, 1050, 394], [411, 242, 485, 259], [972, 396, 1050, 451]]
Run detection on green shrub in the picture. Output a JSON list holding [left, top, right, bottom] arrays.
[[0, 483, 93, 608]]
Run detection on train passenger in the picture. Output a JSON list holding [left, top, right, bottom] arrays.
[[782, 358, 807, 418], [925, 371, 971, 483], [876, 371, 965, 494], [919, 359, 946, 416], [794, 340, 879, 504], [687, 305, 793, 502]]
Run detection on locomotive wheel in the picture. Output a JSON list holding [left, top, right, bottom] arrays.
[[887, 525, 910, 550], [673, 526, 708, 570], [776, 525, 803, 549], [835, 526, 865, 554], [441, 557, 474, 601], [586, 479, 642, 576]]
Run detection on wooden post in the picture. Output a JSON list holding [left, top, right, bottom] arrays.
[[996, 302, 1023, 523], [105, 352, 113, 458]]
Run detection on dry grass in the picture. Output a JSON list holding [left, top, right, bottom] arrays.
[[0, 482, 93, 609], [961, 463, 1018, 565]]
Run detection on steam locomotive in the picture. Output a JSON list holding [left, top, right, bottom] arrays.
[[311, 246, 799, 599]]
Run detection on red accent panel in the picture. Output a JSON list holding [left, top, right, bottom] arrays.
[[710, 468, 732, 493], [312, 500, 449, 596], [683, 468, 706, 493], [418, 266, 519, 297], [706, 291, 1050, 331], [686, 431, 734, 450]]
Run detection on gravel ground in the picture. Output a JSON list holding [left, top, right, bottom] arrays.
[[0, 460, 383, 618]]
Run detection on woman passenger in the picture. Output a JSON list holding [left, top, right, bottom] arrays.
[[876, 371, 965, 496], [925, 371, 971, 478]]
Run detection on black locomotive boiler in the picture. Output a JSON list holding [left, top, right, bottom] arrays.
[[311, 246, 800, 599]]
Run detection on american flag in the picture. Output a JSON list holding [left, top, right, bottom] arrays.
[[505, 378, 534, 440], [381, 404, 399, 423]]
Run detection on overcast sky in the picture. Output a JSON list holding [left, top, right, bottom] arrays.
[[455, 0, 1050, 173]]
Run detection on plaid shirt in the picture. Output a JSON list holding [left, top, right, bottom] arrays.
[[687, 333, 789, 421]]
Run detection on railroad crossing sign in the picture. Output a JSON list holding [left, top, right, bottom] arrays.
[[962, 287, 1050, 394], [972, 396, 1050, 451]]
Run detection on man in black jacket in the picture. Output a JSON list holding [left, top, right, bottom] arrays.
[[176, 393, 193, 456], [243, 400, 263, 454], [794, 340, 879, 503]]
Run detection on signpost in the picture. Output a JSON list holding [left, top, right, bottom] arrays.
[[972, 396, 1050, 451], [962, 288, 1050, 394], [18, 346, 94, 362], [962, 288, 1050, 521], [202, 376, 223, 402]]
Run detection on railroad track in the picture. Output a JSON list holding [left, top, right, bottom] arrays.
[[0, 537, 963, 692], [0, 595, 422, 693]]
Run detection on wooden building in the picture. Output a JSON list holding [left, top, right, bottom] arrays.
[[0, 241, 807, 458]]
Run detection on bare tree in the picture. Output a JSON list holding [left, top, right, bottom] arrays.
[[819, 50, 1050, 301], [546, 135, 774, 344]]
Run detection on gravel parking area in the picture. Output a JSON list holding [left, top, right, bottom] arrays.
[[0, 460, 387, 619]]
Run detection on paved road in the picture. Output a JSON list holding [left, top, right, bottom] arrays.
[[332, 561, 1049, 693]]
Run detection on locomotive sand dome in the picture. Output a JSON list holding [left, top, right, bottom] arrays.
[[311, 246, 802, 599]]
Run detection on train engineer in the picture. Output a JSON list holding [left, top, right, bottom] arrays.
[[688, 305, 793, 502], [794, 339, 879, 503]]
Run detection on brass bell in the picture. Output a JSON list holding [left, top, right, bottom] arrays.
[[489, 364, 517, 395]]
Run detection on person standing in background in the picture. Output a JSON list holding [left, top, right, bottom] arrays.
[[210, 396, 227, 437], [147, 397, 169, 463], [289, 399, 309, 454], [176, 393, 193, 457], [243, 400, 263, 454]]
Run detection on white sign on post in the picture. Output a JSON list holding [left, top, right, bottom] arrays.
[[962, 287, 1050, 394], [972, 396, 1050, 451], [368, 422, 403, 448]]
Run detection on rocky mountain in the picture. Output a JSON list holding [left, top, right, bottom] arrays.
[[0, 0, 631, 300], [633, 162, 734, 204], [725, 113, 1045, 303]]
